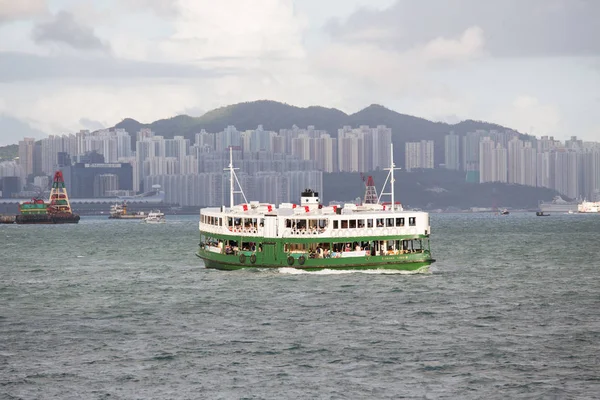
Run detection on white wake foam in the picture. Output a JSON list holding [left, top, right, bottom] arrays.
[[277, 267, 430, 275]]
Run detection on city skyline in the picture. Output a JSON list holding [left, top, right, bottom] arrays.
[[4, 122, 600, 204], [1, 0, 599, 146]]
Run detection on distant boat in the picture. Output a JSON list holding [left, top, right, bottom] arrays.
[[108, 202, 146, 219], [144, 210, 166, 223], [577, 200, 600, 213], [500, 209, 509, 215], [536, 211, 550, 216]]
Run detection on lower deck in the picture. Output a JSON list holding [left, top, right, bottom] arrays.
[[197, 232, 434, 270]]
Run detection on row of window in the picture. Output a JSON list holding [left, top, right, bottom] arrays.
[[333, 217, 416, 229], [201, 215, 418, 229]]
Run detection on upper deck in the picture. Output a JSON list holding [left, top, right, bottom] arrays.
[[199, 202, 430, 239]]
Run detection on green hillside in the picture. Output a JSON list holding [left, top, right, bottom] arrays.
[[113, 100, 523, 166], [0, 144, 18, 161]]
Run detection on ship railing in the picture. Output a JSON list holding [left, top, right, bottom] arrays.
[[287, 228, 325, 235], [226, 226, 259, 234]]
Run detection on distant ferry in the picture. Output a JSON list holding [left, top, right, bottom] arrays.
[[108, 202, 146, 219], [196, 146, 434, 271], [144, 210, 166, 223], [578, 201, 600, 213], [539, 196, 578, 213]]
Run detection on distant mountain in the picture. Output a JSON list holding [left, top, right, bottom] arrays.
[[113, 100, 524, 166], [0, 144, 18, 162]]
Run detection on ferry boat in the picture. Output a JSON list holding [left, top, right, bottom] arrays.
[[108, 202, 146, 219], [196, 146, 435, 271], [578, 200, 600, 213], [144, 210, 166, 223]]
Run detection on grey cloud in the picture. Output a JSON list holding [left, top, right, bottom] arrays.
[[0, 114, 46, 147], [32, 11, 108, 51], [0, 52, 236, 82], [326, 0, 600, 57], [79, 118, 105, 131]]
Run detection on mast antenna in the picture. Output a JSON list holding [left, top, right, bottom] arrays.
[[378, 144, 402, 209], [225, 147, 248, 208]]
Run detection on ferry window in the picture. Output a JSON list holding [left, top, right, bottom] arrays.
[[376, 218, 384, 227], [318, 219, 327, 229], [333, 220, 338, 229], [386, 218, 394, 227], [228, 217, 233, 227], [357, 219, 365, 228], [396, 218, 404, 227], [367, 219, 374, 228], [409, 217, 416, 226], [341, 220, 348, 229], [286, 219, 292, 228], [219, 218, 222, 226], [260, 218, 264, 227], [349, 220, 356, 229]]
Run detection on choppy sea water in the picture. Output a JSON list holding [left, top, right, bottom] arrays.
[[1, 213, 599, 399]]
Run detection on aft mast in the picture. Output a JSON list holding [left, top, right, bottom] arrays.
[[225, 147, 248, 208], [378, 144, 402, 210]]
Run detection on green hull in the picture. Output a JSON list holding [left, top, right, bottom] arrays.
[[198, 228, 434, 272], [196, 249, 434, 271]]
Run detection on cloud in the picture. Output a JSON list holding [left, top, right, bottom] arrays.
[[326, 0, 600, 57], [420, 26, 484, 62], [122, 0, 179, 18], [142, 0, 306, 62], [0, 52, 232, 82], [0, 114, 47, 146], [310, 25, 484, 110], [0, 0, 46, 23], [180, 106, 205, 118], [492, 96, 562, 136], [32, 10, 108, 51], [79, 118, 106, 131]]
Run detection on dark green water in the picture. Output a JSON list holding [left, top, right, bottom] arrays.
[[1, 213, 599, 399]]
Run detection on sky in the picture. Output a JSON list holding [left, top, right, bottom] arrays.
[[0, 0, 599, 146]]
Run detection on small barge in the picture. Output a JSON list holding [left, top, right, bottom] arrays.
[[1, 171, 80, 224]]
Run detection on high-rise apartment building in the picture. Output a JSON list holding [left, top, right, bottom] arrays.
[[18, 137, 36, 177], [405, 140, 434, 170], [444, 132, 460, 170]]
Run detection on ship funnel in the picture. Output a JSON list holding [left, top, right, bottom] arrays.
[[300, 188, 320, 205]]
